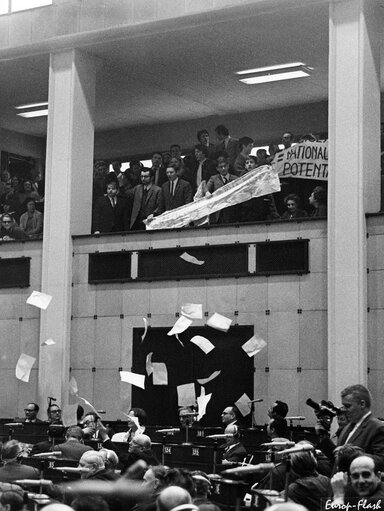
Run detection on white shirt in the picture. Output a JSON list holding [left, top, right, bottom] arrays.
[[111, 425, 145, 442]]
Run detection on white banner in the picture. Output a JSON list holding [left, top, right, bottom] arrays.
[[274, 141, 328, 181], [146, 165, 280, 230]]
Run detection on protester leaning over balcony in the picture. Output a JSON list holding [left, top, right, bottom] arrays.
[[158, 167, 193, 214], [19, 198, 43, 237]]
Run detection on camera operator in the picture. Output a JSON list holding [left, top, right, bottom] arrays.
[[308, 384, 384, 470]]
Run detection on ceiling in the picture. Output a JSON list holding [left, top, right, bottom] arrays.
[[0, 1, 341, 139]]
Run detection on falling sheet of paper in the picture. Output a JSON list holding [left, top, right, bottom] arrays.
[[197, 370, 221, 385], [15, 353, 36, 382], [146, 352, 153, 376], [41, 338, 55, 346], [190, 335, 215, 354], [77, 395, 98, 414], [180, 252, 205, 265], [120, 371, 145, 389], [141, 318, 148, 342], [152, 363, 168, 385], [177, 382, 196, 407], [181, 303, 203, 319], [175, 334, 185, 347], [62, 404, 78, 427], [26, 291, 52, 310], [197, 386, 212, 420], [167, 316, 192, 336], [121, 412, 140, 428], [68, 376, 78, 396], [235, 393, 252, 417], [206, 312, 232, 332], [241, 335, 267, 357]]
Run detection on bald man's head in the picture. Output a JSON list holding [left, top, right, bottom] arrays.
[[157, 486, 191, 511], [350, 455, 381, 497], [129, 434, 151, 454]]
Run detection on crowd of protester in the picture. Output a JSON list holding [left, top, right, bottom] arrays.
[[0, 170, 44, 241], [91, 126, 328, 234]]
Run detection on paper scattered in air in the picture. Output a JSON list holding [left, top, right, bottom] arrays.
[[146, 352, 153, 376], [181, 303, 203, 319], [180, 252, 205, 265], [68, 376, 78, 396], [77, 395, 98, 414], [177, 382, 196, 406], [235, 393, 252, 417], [120, 371, 145, 389], [152, 363, 168, 385], [175, 334, 185, 347], [141, 318, 148, 342], [206, 312, 232, 332], [197, 370, 221, 385], [190, 335, 215, 354], [41, 338, 55, 346], [168, 316, 192, 336], [26, 291, 52, 310], [241, 335, 267, 357], [197, 386, 212, 420], [62, 404, 78, 427], [15, 353, 36, 382]]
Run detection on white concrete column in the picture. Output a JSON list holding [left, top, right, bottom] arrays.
[[38, 50, 96, 410], [328, 0, 381, 402]]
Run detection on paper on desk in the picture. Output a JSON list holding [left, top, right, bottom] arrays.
[[62, 404, 78, 427], [235, 393, 252, 417], [167, 316, 192, 336], [15, 353, 36, 382], [146, 352, 153, 376], [190, 335, 215, 354], [152, 363, 168, 385], [120, 371, 145, 389], [68, 376, 78, 396], [197, 370, 221, 385], [197, 386, 212, 421], [77, 395, 98, 414], [180, 252, 205, 265], [181, 303, 203, 319], [141, 318, 148, 342], [242, 335, 267, 357], [206, 312, 232, 332], [177, 382, 196, 407], [26, 291, 52, 310], [41, 338, 55, 346]]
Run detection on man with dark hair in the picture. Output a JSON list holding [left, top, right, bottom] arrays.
[[282, 131, 294, 149], [24, 402, 43, 423], [221, 406, 238, 427], [0, 490, 24, 511], [170, 144, 182, 160], [268, 400, 289, 420], [267, 418, 289, 440], [214, 125, 239, 168], [151, 152, 167, 187], [206, 159, 238, 224], [196, 130, 216, 160], [0, 214, 27, 241], [55, 426, 93, 461], [184, 145, 217, 193], [129, 169, 161, 230], [92, 178, 130, 233], [111, 407, 147, 443], [233, 136, 254, 176], [158, 167, 193, 214]]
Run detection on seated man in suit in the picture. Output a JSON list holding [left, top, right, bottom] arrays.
[[158, 167, 193, 214], [24, 402, 44, 423], [219, 424, 247, 464], [206, 158, 239, 224], [92, 177, 130, 233], [0, 440, 40, 482], [129, 169, 161, 230], [55, 426, 93, 461]]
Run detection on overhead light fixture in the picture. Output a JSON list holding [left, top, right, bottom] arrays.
[[17, 109, 48, 118], [237, 62, 313, 85], [15, 101, 48, 110]]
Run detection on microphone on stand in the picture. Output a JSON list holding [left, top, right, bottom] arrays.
[[278, 444, 314, 455], [222, 463, 275, 476], [156, 428, 180, 434], [248, 399, 263, 403]]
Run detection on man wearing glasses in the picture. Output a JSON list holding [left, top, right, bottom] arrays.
[[24, 403, 44, 423], [0, 214, 27, 241]]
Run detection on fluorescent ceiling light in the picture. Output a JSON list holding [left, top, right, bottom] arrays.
[[240, 69, 310, 85], [17, 109, 48, 118], [236, 62, 306, 75], [15, 101, 48, 110]]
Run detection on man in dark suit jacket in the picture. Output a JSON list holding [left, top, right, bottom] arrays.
[[184, 145, 217, 193], [219, 424, 247, 464], [24, 402, 45, 423], [0, 440, 40, 482], [55, 426, 93, 461], [215, 124, 240, 169], [129, 169, 161, 230], [206, 158, 239, 224], [158, 167, 193, 214], [318, 384, 384, 470], [92, 179, 130, 233]]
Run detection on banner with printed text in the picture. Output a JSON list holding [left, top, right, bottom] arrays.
[[273, 141, 328, 181]]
